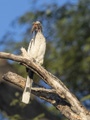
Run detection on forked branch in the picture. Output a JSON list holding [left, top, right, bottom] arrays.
[[0, 48, 90, 120]]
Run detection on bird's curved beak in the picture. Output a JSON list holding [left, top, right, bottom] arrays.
[[32, 24, 37, 34]]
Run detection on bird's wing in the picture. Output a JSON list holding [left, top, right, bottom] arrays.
[[27, 37, 35, 56], [22, 38, 34, 104]]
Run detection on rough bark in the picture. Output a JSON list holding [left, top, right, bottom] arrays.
[[0, 48, 90, 120]]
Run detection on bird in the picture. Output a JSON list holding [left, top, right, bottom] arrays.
[[22, 21, 46, 104]]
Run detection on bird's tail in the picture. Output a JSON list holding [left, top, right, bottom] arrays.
[[22, 70, 33, 104]]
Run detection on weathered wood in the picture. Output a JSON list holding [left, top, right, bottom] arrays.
[[3, 72, 83, 120], [0, 49, 90, 120]]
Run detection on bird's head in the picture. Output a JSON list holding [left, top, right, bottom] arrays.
[[32, 21, 43, 34]]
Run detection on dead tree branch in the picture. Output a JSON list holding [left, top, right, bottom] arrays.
[[0, 48, 90, 120]]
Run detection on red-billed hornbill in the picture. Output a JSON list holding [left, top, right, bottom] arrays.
[[22, 21, 46, 104]]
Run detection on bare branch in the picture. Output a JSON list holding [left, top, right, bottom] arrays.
[[3, 72, 82, 120], [3, 72, 56, 94], [0, 49, 90, 120]]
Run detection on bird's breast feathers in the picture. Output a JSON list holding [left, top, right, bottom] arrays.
[[27, 32, 46, 64]]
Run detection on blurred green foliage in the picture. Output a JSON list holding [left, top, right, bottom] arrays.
[[81, 95, 90, 102], [1, 0, 90, 119], [8, 114, 22, 120], [32, 113, 45, 120]]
